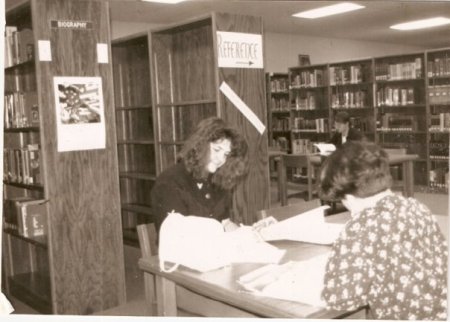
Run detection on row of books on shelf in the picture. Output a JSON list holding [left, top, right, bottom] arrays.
[[291, 138, 315, 154], [429, 168, 449, 189], [329, 65, 364, 85], [428, 85, 450, 105], [290, 69, 325, 88], [330, 90, 368, 109], [272, 137, 290, 152], [427, 57, 450, 77], [378, 114, 419, 132], [376, 86, 416, 107], [5, 69, 37, 93], [429, 141, 449, 155], [293, 117, 329, 133], [271, 117, 290, 131], [4, 144, 41, 185], [270, 97, 289, 111], [270, 78, 289, 93], [4, 92, 39, 128], [293, 92, 319, 110], [5, 27, 34, 68], [374, 59, 422, 81], [429, 113, 450, 132], [349, 117, 374, 133], [3, 197, 47, 238]]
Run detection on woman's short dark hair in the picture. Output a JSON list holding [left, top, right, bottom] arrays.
[[334, 111, 350, 124], [319, 142, 393, 200], [178, 117, 249, 190]]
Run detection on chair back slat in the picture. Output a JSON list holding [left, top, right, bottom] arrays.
[[137, 223, 158, 259]]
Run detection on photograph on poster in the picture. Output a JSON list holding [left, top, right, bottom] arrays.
[[53, 76, 106, 152]]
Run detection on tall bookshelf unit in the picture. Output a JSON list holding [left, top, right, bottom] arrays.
[[426, 47, 450, 192], [266, 73, 290, 152], [3, 0, 126, 314], [329, 58, 375, 141], [288, 64, 330, 154], [150, 13, 270, 224], [374, 52, 428, 186], [112, 34, 155, 247]]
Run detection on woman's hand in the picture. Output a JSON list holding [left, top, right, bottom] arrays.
[[222, 218, 240, 232]]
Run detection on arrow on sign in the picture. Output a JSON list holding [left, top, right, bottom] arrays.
[[236, 61, 254, 66]]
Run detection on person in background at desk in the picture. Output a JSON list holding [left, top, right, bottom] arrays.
[[151, 117, 249, 233], [319, 142, 447, 320], [329, 111, 364, 148]]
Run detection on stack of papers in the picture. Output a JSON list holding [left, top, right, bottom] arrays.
[[258, 206, 344, 245], [238, 253, 330, 307]]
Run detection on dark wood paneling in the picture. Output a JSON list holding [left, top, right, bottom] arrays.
[[214, 13, 270, 225], [31, 0, 125, 314]]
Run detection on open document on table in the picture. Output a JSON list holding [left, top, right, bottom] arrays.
[[258, 206, 345, 245], [238, 252, 330, 307]]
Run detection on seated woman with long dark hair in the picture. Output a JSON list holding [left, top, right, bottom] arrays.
[[319, 141, 447, 320], [151, 117, 249, 232]]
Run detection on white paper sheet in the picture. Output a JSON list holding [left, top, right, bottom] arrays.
[[259, 206, 344, 245], [313, 143, 336, 156], [238, 253, 330, 307]]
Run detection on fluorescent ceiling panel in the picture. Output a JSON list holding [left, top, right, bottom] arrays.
[[141, 0, 187, 4], [293, 2, 365, 19], [390, 17, 450, 30]]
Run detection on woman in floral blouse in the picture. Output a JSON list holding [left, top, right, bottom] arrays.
[[319, 142, 447, 320]]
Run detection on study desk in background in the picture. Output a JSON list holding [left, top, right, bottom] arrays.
[[138, 213, 367, 318], [269, 150, 419, 201]]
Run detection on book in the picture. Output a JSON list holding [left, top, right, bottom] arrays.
[[17, 199, 48, 237]]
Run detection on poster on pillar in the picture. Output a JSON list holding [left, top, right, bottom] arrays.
[[53, 76, 106, 152], [217, 31, 263, 69]]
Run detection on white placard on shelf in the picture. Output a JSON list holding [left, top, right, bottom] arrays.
[[217, 31, 263, 69]]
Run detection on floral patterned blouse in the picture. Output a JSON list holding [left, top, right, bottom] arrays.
[[321, 194, 448, 320]]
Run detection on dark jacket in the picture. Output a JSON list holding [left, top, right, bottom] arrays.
[[151, 162, 231, 232], [329, 128, 364, 148]]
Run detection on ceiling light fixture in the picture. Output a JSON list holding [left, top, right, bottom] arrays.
[[292, 2, 365, 19], [390, 17, 450, 30], [141, 0, 187, 4]]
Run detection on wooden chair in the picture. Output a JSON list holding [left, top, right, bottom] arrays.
[[277, 154, 315, 206], [137, 223, 158, 315], [257, 199, 322, 221]]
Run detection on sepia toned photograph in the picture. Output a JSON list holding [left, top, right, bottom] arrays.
[[2, 0, 449, 321]]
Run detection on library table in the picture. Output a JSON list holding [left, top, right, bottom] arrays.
[[138, 213, 367, 318]]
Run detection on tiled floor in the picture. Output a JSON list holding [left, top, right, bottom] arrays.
[[7, 183, 449, 316]]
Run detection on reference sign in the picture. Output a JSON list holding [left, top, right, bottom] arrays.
[[217, 31, 263, 69]]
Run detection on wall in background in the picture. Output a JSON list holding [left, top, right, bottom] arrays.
[[111, 21, 425, 73], [264, 32, 426, 73]]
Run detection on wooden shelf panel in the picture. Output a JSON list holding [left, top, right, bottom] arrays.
[[4, 59, 34, 71], [115, 105, 152, 111], [3, 181, 44, 191], [119, 171, 156, 181], [4, 126, 40, 133], [122, 228, 139, 248], [4, 228, 48, 248], [156, 99, 216, 108], [117, 139, 155, 145], [8, 272, 52, 314], [122, 203, 152, 215]]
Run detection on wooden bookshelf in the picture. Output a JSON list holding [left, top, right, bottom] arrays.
[[426, 47, 450, 192], [3, 0, 125, 314], [288, 63, 330, 154], [150, 12, 270, 224], [266, 73, 291, 152], [374, 52, 428, 186], [112, 33, 156, 247]]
